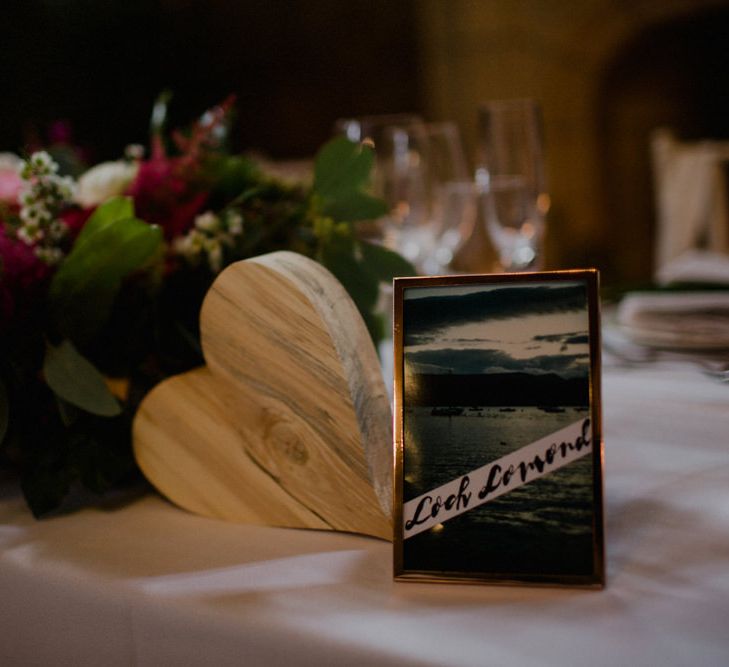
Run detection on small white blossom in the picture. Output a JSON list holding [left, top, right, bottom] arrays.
[[172, 230, 205, 264], [34, 246, 64, 265], [20, 204, 36, 223], [124, 144, 145, 160], [204, 238, 223, 273], [227, 211, 243, 236], [49, 219, 68, 241], [17, 226, 40, 244], [23, 151, 56, 177], [15, 151, 75, 263], [194, 211, 220, 233], [172, 208, 247, 274], [172, 236, 189, 256], [58, 175, 76, 199], [19, 188, 35, 207]]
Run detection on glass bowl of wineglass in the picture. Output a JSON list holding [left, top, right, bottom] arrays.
[[476, 99, 549, 271]]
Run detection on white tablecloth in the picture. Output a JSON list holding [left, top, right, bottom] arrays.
[[1, 362, 728, 666]]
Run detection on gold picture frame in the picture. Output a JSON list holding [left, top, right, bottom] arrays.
[[393, 270, 604, 587]]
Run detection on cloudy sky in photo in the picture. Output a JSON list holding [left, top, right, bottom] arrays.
[[403, 281, 590, 378]]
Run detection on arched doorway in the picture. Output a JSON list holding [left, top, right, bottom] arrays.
[[596, 6, 729, 281]]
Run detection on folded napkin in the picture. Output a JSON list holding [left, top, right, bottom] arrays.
[[617, 291, 729, 349], [656, 250, 729, 285]]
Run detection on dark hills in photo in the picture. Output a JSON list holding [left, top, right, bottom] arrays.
[[406, 372, 589, 407]]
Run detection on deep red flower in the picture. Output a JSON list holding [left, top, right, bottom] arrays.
[[59, 206, 93, 240], [0, 228, 51, 325], [124, 95, 234, 240], [48, 120, 73, 145], [125, 157, 208, 240]]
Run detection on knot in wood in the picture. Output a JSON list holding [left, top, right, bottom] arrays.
[[268, 421, 309, 466]]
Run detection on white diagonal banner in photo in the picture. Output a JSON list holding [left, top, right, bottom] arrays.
[[403, 418, 592, 539]]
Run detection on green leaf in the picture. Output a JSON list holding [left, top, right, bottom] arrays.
[[70, 425, 135, 495], [0, 377, 8, 446], [208, 154, 260, 201], [50, 200, 163, 344], [314, 221, 416, 344], [21, 464, 72, 518], [55, 395, 80, 427], [314, 137, 374, 196], [74, 196, 134, 247], [313, 137, 386, 222], [322, 246, 381, 314], [360, 309, 386, 344], [43, 340, 122, 417], [321, 190, 387, 223], [359, 240, 417, 281], [317, 225, 380, 314], [324, 256, 382, 342]]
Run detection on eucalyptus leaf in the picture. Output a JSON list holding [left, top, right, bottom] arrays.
[[313, 137, 385, 223], [320, 190, 387, 223], [313, 137, 375, 197], [0, 377, 8, 446], [318, 229, 380, 316], [43, 340, 122, 417], [50, 209, 162, 344]]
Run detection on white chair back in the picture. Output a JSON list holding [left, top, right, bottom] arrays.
[[651, 129, 729, 275]]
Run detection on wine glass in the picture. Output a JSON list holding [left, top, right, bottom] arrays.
[[476, 99, 549, 271], [335, 114, 431, 374], [419, 122, 476, 275], [334, 114, 431, 264]]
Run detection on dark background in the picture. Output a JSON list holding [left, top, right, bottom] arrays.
[[1, 0, 422, 161], [2, 1, 729, 281]]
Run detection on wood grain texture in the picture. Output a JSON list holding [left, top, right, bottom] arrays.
[[134, 367, 329, 527], [133, 251, 392, 540]]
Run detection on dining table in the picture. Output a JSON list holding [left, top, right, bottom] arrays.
[[1, 348, 728, 665]]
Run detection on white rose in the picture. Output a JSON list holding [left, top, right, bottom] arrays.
[[75, 161, 139, 208]]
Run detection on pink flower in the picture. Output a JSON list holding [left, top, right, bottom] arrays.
[[0, 227, 51, 325], [0, 153, 24, 205]]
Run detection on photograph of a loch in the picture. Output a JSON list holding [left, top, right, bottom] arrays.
[[397, 273, 603, 585]]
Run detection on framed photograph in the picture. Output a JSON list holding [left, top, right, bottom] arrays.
[[393, 270, 604, 587]]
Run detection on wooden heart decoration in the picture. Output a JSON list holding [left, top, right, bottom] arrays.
[[133, 251, 393, 540]]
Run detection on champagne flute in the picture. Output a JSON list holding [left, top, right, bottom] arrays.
[[334, 114, 430, 264], [334, 114, 430, 376], [419, 122, 476, 275], [476, 99, 549, 271]]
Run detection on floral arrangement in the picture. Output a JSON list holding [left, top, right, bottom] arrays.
[[0, 95, 412, 516]]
